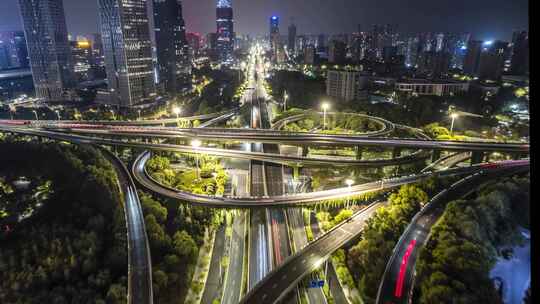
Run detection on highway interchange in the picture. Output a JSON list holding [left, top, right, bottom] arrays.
[[0, 47, 530, 304]]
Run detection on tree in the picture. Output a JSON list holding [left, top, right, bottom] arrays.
[[172, 230, 198, 262], [106, 284, 127, 304]]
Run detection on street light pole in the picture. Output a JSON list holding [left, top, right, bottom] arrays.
[[345, 179, 354, 209], [283, 91, 288, 112], [191, 140, 202, 179], [32, 110, 39, 121], [55, 110, 61, 120], [321, 103, 330, 130], [450, 113, 458, 136], [138, 109, 142, 121]]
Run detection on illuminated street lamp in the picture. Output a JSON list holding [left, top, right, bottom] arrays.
[[283, 91, 289, 112], [345, 179, 354, 208], [321, 102, 330, 130], [191, 139, 202, 179], [55, 110, 61, 120], [32, 110, 39, 121], [173, 106, 181, 119], [138, 109, 142, 121], [450, 113, 459, 136], [173, 106, 181, 127], [110, 109, 116, 120]]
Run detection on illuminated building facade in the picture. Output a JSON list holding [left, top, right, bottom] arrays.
[[153, 0, 190, 95], [98, 0, 156, 107], [216, 0, 234, 62], [18, 0, 74, 101]]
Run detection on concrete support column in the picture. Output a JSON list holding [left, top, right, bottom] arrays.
[[471, 151, 485, 165], [431, 149, 441, 163], [302, 146, 309, 157], [392, 147, 402, 159], [293, 166, 300, 180], [356, 146, 364, 160]]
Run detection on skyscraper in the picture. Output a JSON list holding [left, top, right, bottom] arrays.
[[477, 40, 508, 80], [328, 40, 346, 64], [288, 22, 297, 54], [270, 16, 280, 61], [510, 31, 529, 75], [70, 40, 93, 82], [463, 40, 483, 76], [0, 31, 29, 70], [153, 0, 190, 95], [216, 0, 234, 62], [98, 0, 156, 107], [18, 0, 73, 101]]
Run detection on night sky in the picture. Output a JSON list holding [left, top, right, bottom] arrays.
[[0, 0, 528, 41]]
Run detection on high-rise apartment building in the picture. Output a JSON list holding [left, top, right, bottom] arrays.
[[328, 40, 347, 64], [326, 69, 368, 101], [510, 31, 529, 75], [98, 0, 156, 107], [463, 40, 483, 76], [153, 0, 190, 95], [18, 0, 73, 101], [417, 51, 451, 78], [477, 40, 508, 80], [216, 0, 234, 62]]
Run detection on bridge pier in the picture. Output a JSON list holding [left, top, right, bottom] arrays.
[[471, 151, 485, 165], [355, 146, 364, 160], [431, 149, 441, 163], [512, 152, 528, 160], [484, 152, 491, 163], [392, 147, 402, 159], [301, 146, 309, 157], [293, 166, 300, 180]]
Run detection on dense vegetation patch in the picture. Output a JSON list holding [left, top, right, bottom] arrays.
[[415, 176, 529, 303], [0, 140, 127, 303]]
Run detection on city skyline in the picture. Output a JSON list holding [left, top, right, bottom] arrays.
[[0, 0, 528, 41]]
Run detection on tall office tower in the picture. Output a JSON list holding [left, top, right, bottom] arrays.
[[288, 22, 297, 54], [477, 40, 508, 80], [328, 40, 346, 64], [216, 0, 234, 63], [0, 31, 29, 70], [463, 40, 483, 75], [18, 0, 73, 101], [70, 40, 93, 82], [98, 0, 156, 107], [153, 0, 190, 95], [510, 31, 529, 75], [269, 15, 280, 61]]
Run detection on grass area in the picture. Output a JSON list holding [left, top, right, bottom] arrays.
[[147, 154, 228, 196]]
